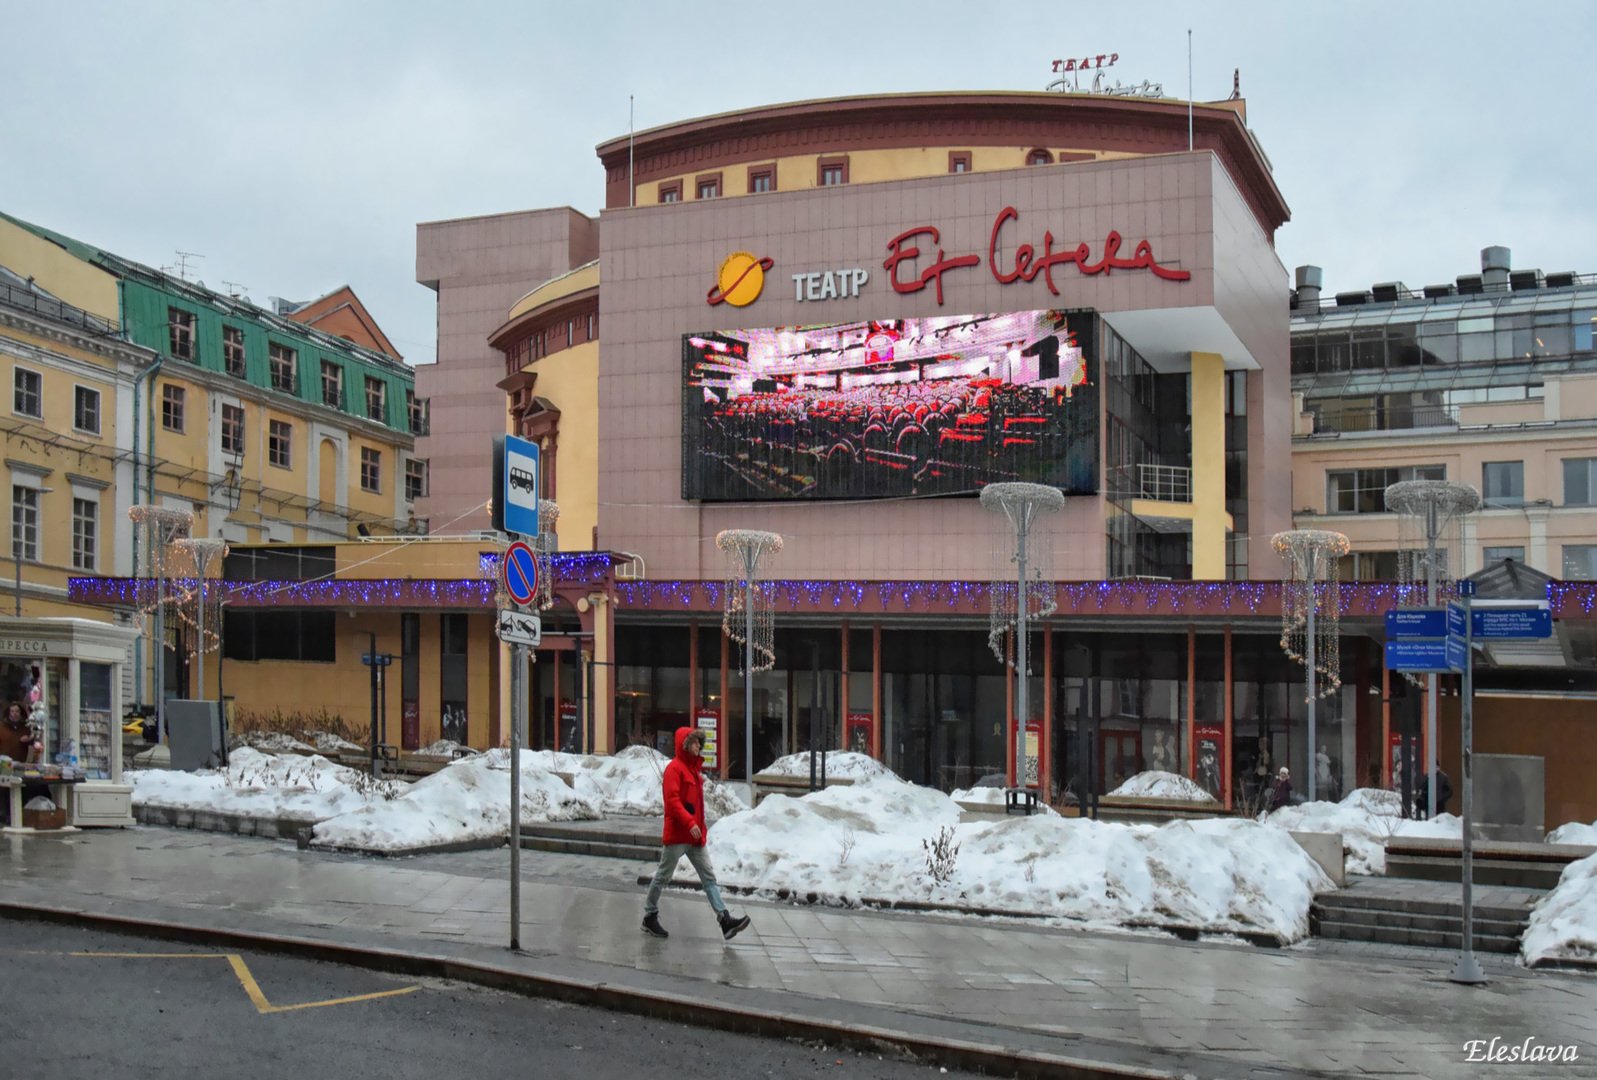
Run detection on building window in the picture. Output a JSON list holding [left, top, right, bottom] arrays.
[[748, 165, 775, 193], [269, 342, 297, 393], [818, 156, 849, 186], [268, 419, 292, 468], [1564, 545, 1597, 581], [695, 173, 721, 199], [1338, 550, 1401, 581], [360, 446, 381, 492], [1481, 461, 1525, 507], [658, 181, 682, 204], [949, 151, 972, 173], [11, 486, 38, 563], [223, 610, 336, 662], [586, 312, 596, 341], [566, 319, 574, 347], [1483, 545, 1525, 565], [1026, 148, 1054, 166], [73, 386, 101, 435], [161, 384, 185, 433], [1326, 465, 1445, 514], [407, 390, 428, 436], [13, 368, 40, 418], [1563, 457, 1597, 506], [71, 497, 96, 571], [221, 403, 245, 455], [405, 459, 428, 502], [321, 361, 344, 409], [168, 307, 195, 360], [223, 326, 247, 378], [364, 376, 386, 422]]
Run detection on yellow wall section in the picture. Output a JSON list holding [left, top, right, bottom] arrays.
[[1189, 351, 1227, 581], [0, 220, 121, 324], [507, 263, 598, 323], [641, 146, 1126, 204], [528, 340, 598, 551], [202, 611, 498, 749]]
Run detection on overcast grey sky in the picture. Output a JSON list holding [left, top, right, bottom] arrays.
[[3, 1, 1593, 364]]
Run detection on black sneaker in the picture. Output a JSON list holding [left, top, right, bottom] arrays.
[[718, 910, 751, 941], [641, 914, 669, 939]]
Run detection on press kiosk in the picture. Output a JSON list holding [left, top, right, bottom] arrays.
[[0, 617, 139, 830]]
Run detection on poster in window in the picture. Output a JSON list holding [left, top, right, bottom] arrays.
[[1194, 725, 1224, 799], [402, 700, 420, 751], [559, 702, 580, 755], [441, 702, 467, 746], [696, 709, 719, 770], [845, 713, 873, 755]]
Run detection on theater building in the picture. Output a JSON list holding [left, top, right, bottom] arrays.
[[415, 90, 1597, 825]]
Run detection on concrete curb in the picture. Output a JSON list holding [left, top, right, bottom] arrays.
[[0, 899, 1328, 1080], [640, 877, 1288, 948], [135, 804, 308, 840], [301, 834, 508, 858]]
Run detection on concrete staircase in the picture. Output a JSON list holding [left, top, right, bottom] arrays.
[[1311, 877, 1543, 953], [519, 818, 661, 861]]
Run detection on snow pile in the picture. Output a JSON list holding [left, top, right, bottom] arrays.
[[415, 739, 475, 758], [311, 750, 600, 852], [308, 731, 364, 753], [1522, 852, 1597, 967], [1109, 771, 1217, 803], [131, 747, 376, 823], [1265, 788, 1463, 875], [949, 787, 1060, 816], [239, 732, 315, 754], [1547, 819, 1597, 847], [704, 777, 1330, 941], [526, 745, 748, 822], [758, 751, 898, 783]]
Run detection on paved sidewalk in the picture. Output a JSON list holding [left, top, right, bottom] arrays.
[[3, 828, 1594, 1079]]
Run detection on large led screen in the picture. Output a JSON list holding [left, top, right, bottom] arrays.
[[681, 309, 1098, 500]]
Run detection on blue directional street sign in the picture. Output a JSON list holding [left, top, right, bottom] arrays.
[[1385, 639, 1455, 673], [1445, 634, 1468, 672], [1387, 608, 1447, 639], [1474, 606, 1552, 640], [1447, 602, 1466, 637]]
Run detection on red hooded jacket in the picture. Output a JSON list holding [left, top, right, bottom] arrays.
[[661, 726, 708, 847]]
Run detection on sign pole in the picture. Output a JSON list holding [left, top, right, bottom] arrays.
[[1450, 583, 1485, 984], [1305, 547, 1317, 802], [509, 638, 522, 952]]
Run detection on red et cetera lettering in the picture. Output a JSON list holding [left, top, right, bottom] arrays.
[[883, 206, 1190, 305]]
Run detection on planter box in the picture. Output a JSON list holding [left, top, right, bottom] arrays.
[[22, 807, 66, 830]]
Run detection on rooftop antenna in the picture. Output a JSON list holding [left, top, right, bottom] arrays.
[[174, 251, 204, 282], [628, 94, 635, 208], [1187, 29, 1193, 151], [221, 280, 247, 299]]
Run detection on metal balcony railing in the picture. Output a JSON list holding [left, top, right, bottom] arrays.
[[1308, 404, 1459, 434], [1137, 463, 1192, 503]]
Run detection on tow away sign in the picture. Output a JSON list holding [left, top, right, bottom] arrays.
[[496, 609, 542, 648]]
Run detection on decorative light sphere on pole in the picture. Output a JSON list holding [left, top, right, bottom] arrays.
[[1271, 528, 1350, 803], [716, 529, 783, 786]]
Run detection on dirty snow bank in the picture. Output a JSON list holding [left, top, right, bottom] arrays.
[[1522, 852, 1597, 967], [130, 747, 379, 823], [1547, 819, 1597, 847], [701, 776, 1330, 941], [758, 751, 897, 783], [1109, 771, 1217, 802], [1265, 788, 1463, 875]]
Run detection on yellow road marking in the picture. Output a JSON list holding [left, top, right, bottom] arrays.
[[71, 950, 419, 1014]]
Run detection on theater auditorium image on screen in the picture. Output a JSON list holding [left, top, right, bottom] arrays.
[[681, 309, 1098, 500]]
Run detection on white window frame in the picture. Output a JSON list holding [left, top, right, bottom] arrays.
[[268, 419, 293, 469], [73, 384, 102, 435], [11, 482, 40, 563], [220, 403, 246, 456], [71, 494, 97, 571], [359, 446, 381, 493], [13, 365, 42, 418]]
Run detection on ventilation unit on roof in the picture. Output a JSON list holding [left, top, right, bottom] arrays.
[[1546, 271, 1577, 289], [1335, 290, 1371, 307], [1510, 269, 1544, 292], [1424, 283, 1456, 299], [1457, 274, 1484, 295], [1371, 282, 1408, 303]]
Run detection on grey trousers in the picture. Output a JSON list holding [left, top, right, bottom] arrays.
[[644, 843, 726, 917]]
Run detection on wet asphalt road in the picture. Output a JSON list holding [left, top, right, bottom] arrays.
[[0, 922, 986, 1080]]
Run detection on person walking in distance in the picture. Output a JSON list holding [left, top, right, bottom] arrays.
[[642, 726, 751, 941]]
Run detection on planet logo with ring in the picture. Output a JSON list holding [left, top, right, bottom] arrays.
[[707, 252, 774, 307]]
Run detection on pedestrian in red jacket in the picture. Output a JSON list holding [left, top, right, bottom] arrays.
[[642, 726, 751, 941]]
